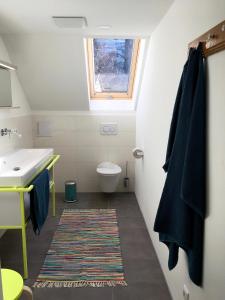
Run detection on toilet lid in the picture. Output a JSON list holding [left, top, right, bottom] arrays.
[[97, 162, 122, 175]]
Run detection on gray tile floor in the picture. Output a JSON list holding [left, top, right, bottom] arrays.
[[0, 193, 171, 300]]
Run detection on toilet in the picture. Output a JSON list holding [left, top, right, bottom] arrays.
[[97, 162, 122, 193]]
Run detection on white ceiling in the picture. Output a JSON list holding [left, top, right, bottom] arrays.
[[0, 0, 173, 110], [4, 34, 90, 110], [0, 0, 173, 35]]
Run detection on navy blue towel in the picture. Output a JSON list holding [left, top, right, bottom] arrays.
[[30, 169, 50, 235], [154, 45, 206, 286]]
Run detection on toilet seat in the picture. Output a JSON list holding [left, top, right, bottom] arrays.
[[97, 162, 122, 175]]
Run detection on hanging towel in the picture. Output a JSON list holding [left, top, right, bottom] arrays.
[[30, 169, 50, 235], [154, 45, 206, 286]]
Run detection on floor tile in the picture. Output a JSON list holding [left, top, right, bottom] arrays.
[[0, 192, 171, 300], [112, 283, 171, 300]]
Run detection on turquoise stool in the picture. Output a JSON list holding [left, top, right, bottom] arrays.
[[1, 269, 33, 300]]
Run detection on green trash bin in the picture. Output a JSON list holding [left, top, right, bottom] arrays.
[[65, 180, 77, 203]]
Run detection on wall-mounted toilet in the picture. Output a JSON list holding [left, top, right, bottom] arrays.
[[97, 162, 122, 193]]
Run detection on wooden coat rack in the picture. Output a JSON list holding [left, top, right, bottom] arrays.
[[189, 20, 225, 57]]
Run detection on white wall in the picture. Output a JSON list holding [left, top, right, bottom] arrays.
[[135, 1, 225, 300], [0, 32, 136, 194], [3, 34, 89, 111], [3, 35, 147, 112], [0, 35, 32, 268], [33, 112, 135, 192], [0, 115, 33, 156], [0, 35, 33, 155]]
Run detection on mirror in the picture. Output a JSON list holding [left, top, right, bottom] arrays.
[[0, 68, 12, 107]]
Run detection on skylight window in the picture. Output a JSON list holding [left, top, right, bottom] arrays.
[[87, 38, 140, 100]]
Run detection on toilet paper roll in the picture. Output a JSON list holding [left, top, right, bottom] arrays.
[[132, 148, 144, 159]]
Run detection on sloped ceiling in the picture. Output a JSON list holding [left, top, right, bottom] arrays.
[[0, 0, 173, 110], [4, 35, 90, 110]]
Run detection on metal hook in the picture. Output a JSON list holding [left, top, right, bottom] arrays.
[[206, 34, 216, 49]]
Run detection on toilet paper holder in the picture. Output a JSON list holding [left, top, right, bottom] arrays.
[[133, 148, 144, 159]]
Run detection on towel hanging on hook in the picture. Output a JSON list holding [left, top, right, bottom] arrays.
[[154, 44, 206, 286]]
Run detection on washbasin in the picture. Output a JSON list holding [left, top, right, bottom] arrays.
[[0, 148, 54, 186]]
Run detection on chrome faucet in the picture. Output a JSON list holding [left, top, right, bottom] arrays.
[[0, 128, 9, 136], [0, 128, 22, 138]]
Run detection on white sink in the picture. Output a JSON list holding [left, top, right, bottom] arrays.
[[0, 148, 54, 186]]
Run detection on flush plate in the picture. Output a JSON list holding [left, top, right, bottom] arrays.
[[100, 123, 118, 135]]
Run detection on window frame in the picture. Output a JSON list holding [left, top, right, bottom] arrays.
[[87, 38, 140, 100]]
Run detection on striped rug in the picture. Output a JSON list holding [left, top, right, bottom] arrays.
[[34, 209, 127, 288]]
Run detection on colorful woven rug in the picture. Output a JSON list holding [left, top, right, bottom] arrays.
[[34, 209, 127, 288]]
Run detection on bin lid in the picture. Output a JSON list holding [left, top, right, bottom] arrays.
[[65, 180, 76, 185]]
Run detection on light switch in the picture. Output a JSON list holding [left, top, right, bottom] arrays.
[[100, 123, 118, 135]]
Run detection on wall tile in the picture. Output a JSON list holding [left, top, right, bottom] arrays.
[[0, 115, 33, 156], [73, 147, 108, 163], [33, 113, 136, 192], [108, 146, 134, 162]]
